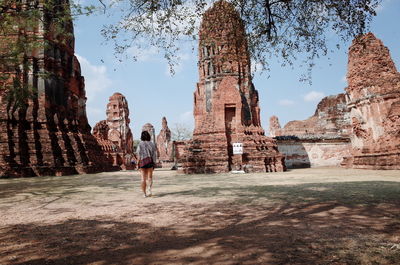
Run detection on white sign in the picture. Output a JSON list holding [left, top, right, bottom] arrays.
[[233, 143, 243, 155]]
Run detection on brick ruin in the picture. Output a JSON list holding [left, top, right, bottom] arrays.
[[345, 33, 400, 169], [184, 0, 285, 173], [93, 93, 135, 169], [0, 0, 114, 177], [2, 3, 396, 177], [156, 117, 174, 167], [142, 123, 156, 144], [270, 94, 352, 168], [271, 33, 399, 170], [172, 141, 187, 168], [273, 94, 351, 138], [269, 116, 282, 138]]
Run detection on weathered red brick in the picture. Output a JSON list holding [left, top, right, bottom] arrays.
[[0, 1, 115, 177], [272, 94, 351, 138], [93, 93, 135, 169], [270, 94, 352, 168], [156, 117, 173, 167], [184, 0, 285, 173], [346, 33, 400, 169]]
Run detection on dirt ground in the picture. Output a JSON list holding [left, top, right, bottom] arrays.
[[0, 167, 400, 265]]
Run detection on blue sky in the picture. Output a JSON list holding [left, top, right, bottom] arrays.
[[74, 0, 400, 139]]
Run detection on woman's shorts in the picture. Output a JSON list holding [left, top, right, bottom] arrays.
[[140, 163, 154, 169]]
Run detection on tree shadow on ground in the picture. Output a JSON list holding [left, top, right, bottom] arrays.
[[156, 181, 400, 205], [0, 173, 135, 200], [1, 182, 400, 265]]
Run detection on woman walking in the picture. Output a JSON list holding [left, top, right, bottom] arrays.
[[137, 131, 157, 197]]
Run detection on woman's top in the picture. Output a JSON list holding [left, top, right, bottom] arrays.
[[136, 141, 157, 163]]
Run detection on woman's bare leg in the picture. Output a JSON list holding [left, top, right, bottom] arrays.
[[147, 168, 154, 196], [140, 168, 147, 197]]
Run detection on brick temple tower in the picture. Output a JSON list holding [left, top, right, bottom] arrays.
[[142, 123, 156, 144], [106, 93, 134, 154], [184, 0, 285, 173], [156, 117, 173, 167], [345, 33, 400, 169], [93, 93, 134, 169], [0, 0, 114, 176]]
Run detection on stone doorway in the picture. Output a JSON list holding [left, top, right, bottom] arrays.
[[225, 105, 236, 170]]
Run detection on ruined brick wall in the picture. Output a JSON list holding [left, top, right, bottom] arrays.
[[270, 94, 352, 168], [0, 0, 115, 177], [173, 141, 187, 163], [276, 137, 351, 168], [275, 94, 351, 137], [185, 0, 284, 173], [269, 33, 400, 170], [346, 33, 400, 169], [93, 120, 109, 140]]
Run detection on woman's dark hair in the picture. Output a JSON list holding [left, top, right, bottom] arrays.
[[141, 130, 151, 141]]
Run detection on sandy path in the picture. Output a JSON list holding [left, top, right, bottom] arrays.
[[1, 168, 399, 264]]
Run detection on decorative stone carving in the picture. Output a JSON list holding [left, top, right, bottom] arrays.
[[345, 32, 400, 169], [184, 0, 285, 173], [93, 93, 135, 169], [156, 117, 173, 167], [0, 1, 115, 177]]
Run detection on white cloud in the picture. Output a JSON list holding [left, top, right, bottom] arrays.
[[251, 60, 264, 75], [303, 91, 325, 102], [165, 53, 192, 76], [76, 54, 112, 103], [179, 53, 190, 61], [278, 99, 295, 106], [179, 110, 193, 123], [341, 75, 347, 83], [127, 45, 159, 62]]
